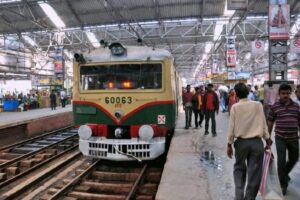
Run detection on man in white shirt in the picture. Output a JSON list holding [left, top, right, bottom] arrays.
[[60, 89, 66, 108], [227, 83, 272, 200], [293, 84, 300, 106]]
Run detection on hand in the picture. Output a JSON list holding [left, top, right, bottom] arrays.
[[216, 110, 219, 115], [265, 138, 273, 150], [227, 145, 233, 159]]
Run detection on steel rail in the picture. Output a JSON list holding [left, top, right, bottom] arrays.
[[126, 164, 148, 200], [0, 134, 77, 170], [0, 144, 78, 189], [1, 151, 82, 200], [0, 125, 73, 152], [49, 159, 101, 200]]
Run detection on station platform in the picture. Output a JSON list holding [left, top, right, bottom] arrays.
[[0, 105, 73, 147], [156, 109, 300, 200]]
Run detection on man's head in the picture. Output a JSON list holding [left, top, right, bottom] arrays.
[[195, 87, 199, 93], [199, 85, 204, 92], [295, 84, 300, 99], [186, 85, 191, 92], [207, 84, 214, 92], [278, 83, 292, 103], [234, 83, 249, 99]]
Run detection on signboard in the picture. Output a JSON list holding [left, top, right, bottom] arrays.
[[226, 49, 237, 67], [290, 39, 300, 53], [228, 0, 248, 10], [269, 4, 290, 40], [227, 71, 251, 80], [251, 40, 265, 55], [54, 46, 64, 74]]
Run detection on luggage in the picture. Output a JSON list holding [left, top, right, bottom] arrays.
[[259, 150, 284, 200]]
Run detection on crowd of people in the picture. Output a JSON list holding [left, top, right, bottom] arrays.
[[182, 82, 300, 199], [0, 88, 69, 111]]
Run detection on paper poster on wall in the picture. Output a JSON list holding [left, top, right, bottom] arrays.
[[226, 49, 236, 67], [269, 4, 290, 40], [251, 40, 265, 55]]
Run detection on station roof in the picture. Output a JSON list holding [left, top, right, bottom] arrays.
[[0, 0, 299, 83]]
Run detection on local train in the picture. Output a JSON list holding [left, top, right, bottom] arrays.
[[72, 42, 181, 161]]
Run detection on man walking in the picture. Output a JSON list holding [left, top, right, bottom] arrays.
[[267, 83, 300, 195], [182, 85, 193, 129], [202, 84, 219, 136], [191, 87, 203, 129], [227, 83, 272, 200]]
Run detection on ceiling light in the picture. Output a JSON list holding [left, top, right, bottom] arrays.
[[204, 43, 213, 54], [85, 31, 100, 48], [0, 0, 21, 4], [245, 53, 251, 60], [22, 35, 37, 47], [38, 1, 66, 29]]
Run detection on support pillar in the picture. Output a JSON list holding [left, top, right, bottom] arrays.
[[268, 40, 288, 80]]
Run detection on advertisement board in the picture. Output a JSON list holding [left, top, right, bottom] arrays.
[[226, 49, 237, 67], [269, 4, 290, 40]]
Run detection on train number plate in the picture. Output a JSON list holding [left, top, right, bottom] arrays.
[[105, 97, 132, 104]]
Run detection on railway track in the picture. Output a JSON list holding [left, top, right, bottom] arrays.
[[0, 127, 165, 200], [0, 127, 79, 198], [44, 161, 163, 200]]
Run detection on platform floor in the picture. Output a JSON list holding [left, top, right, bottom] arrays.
[[0, 105, 72, 129], [156, 109, 300, 200]]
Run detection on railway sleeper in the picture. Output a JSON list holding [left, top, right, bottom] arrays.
[[137, 183, 157, 195], [5, 166, 20, 176], [145, 172, 161, 183], [0, 159, 9, 164], [135, 195, 154, 200], [92, 171, 139, 182], [11, 147, 41, 154], [79, 181, 134, 194], [0, 172, 6, 181], [68, 191, 126, 200], [0, 152, 21, 160], [46, 149, 58, 155]]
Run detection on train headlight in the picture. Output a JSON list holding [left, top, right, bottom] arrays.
[[138, 125, 154, 141], [78, 125, 92, 140]]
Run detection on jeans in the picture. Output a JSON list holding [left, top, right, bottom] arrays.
[[184, 106, 192, 128], [275, 137, 299, 189], [193, 109, 204, 127], [204, 110, 216, 134], [234, 138, 264, 200]]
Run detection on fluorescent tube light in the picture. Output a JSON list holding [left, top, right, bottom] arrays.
[[85, 31, 100, 48], [38, 1, 66, 28], [22, 35, 37, 47]]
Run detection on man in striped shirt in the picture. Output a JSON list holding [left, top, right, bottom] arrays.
[[267, 83, 300, 195]]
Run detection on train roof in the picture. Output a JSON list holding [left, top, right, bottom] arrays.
[[79, 45, 173, 63]]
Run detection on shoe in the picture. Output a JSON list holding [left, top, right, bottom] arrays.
[[282, 187, 287, 195], [184, 127, 189, 130], [204, 131, 209, 135], [212, 133, 217, 137]]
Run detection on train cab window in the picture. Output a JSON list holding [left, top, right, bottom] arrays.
[[80, 63, 162, 90]]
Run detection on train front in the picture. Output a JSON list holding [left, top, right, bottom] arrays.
[[72, 43, 176, 161]]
